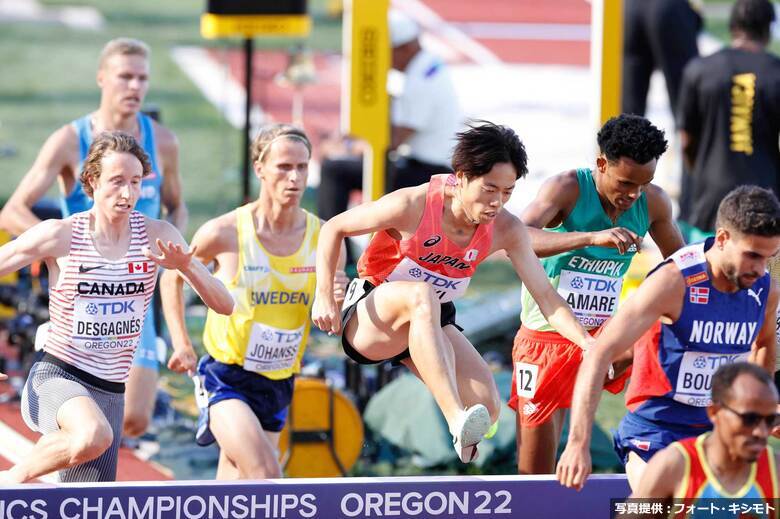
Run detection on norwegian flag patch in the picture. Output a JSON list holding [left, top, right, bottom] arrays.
[[630, 439, 651, 452], [128, 261, 152, 274], [689, 286, 709, 304]]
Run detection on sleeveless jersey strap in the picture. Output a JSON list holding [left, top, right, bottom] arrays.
[[304, 210, 321, 251], [69, 212, 89, 255], [672, 440, 695, 499], [137, 113, 161, 177], [71, 115, 92, 160], [235, 204, 254, 274]]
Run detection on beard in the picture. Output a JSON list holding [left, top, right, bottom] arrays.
[[723, 262, 759, 290]]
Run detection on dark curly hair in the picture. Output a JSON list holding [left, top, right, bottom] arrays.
[[711, 362, 776, 406], [716, 185, 780, 237], [451, 120, 528, 180], [597, 114, 668, 165], [730, 0, 775, 42]]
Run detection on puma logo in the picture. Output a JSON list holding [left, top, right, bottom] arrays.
[[748, 288, 763, 306]]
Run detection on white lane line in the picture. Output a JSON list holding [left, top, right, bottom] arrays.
[[171, 46, 264, 129], [0, 418, 57, 483], [453, 22, 590, 41]]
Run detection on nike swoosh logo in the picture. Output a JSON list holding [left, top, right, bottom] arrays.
[[79, 264, 102, 274]]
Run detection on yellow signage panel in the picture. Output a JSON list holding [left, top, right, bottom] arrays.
[[341, 0, 390, 201], [590, 0, 623, 126], [201, 13, 311, 38]]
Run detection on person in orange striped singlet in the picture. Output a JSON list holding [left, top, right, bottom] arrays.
[[632, 362, 779, 518], [0, 132, 233, 483], [312, 121, 596, 463]]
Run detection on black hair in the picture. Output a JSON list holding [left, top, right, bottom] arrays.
[[597, 114, 668, 164], [711, 362, 776, 404], [715, 185, 780, 237], [451, 120, 528, 179], [729, 0, 776, 42]]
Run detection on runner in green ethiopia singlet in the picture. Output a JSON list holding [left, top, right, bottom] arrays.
[[521, 168, 649, 331], [511, 114, 682, 476]]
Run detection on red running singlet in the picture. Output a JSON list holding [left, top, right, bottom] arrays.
[[358, 174, 494, 302]]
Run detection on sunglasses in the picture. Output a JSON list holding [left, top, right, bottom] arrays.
[[720, 402, 780, 429]]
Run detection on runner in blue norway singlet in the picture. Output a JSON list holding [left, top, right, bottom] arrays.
[[64, 112, 163, 369], [615, 238, 771, 463]]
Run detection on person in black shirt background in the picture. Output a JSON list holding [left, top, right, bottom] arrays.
[[622, 0, 703, 119], [677, 0, 780, 241]]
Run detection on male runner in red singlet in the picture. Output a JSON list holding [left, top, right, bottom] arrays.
[[633, 362, 778, 517], [0, 132, 233, 483], [312, 121, 596, 462]]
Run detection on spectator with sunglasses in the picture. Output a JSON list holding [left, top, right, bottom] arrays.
[[630, 362, 779, 504]]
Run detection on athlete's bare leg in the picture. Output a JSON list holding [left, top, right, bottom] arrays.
[[215, 449, 240, 480], [625, 451, 647, 491], [516, 407, 567, 474], [402, 325, 501, 424], [123, 365, 158, 438], [0, 396, 113, 483], [209, 399, 282, 479], [345, 281, 468, 428]]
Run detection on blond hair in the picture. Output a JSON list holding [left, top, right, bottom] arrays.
[[81, 131, 151, 197], [251, 124, 312, 165], [98, 38, 150, 70]]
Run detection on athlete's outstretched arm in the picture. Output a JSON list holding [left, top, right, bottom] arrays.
[[0, 219, 68, 278], [557, 262, 684, 490], [160, 216, 228, 373], [313, 186, 424, 335], [497, 214, 593, 349], [522, 172, 643, 257], [750, 279, 780, 373], [147, 219, 234, 316], [0, 127, 77, 235], [629, 444, 683, 499], [646, 185, 685, 259]]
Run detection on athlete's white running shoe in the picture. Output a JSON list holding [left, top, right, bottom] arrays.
[[451, 404, 491, 463]]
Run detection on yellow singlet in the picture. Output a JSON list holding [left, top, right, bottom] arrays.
[[203, 204, 319, 380]]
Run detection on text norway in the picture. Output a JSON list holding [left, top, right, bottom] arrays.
[[688, 320, 757, 345]]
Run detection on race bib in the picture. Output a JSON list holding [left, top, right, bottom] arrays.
[[192, 374, 210, 410], [557, 269, 623, 328], [71, 295, 145, 353], [674, 351, 749, 407], [386, 257, 470, 303], [514, 362, 539, 399], [342, 278, 368, 311], [244, 322, 304, 374]]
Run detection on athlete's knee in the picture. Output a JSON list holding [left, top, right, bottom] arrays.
[[407, 283, 440, 320], [69, 420, 113, 465], [241, 455, 282, 479], [122, 409, 151, 438]]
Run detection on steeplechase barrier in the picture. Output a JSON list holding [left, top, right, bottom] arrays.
[[0, 474, 629, 518]]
